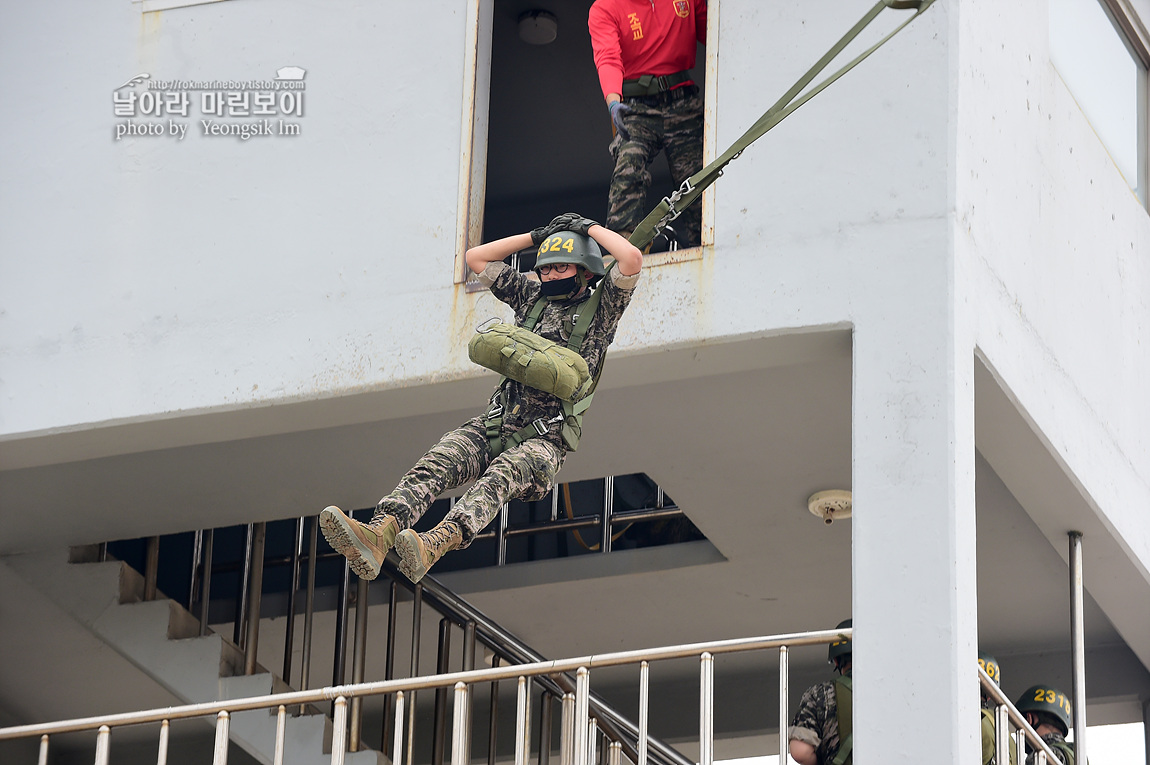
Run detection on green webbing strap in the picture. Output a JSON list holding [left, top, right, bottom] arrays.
[[831, 674, 853, 765], [486, 268, 613, 457], [628, 0, 938, 252]]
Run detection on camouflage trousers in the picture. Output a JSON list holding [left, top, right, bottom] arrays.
[[608, 87, 703, 248], [372, 416, 565, 549]]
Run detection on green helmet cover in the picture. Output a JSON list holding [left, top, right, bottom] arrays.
[[978, 652, 1002, 686], [534, 231, 607, 275], [828, 619, 852, 665], [1016, 685, 1072, 736]]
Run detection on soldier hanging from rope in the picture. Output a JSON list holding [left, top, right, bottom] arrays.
[[320, 214, 643, 583]]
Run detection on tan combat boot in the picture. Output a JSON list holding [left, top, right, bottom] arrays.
[[393, 520, 463, 583], [318, 506, 399, 581]]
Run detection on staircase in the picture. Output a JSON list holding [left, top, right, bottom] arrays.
[[3, 547, 383, 765]]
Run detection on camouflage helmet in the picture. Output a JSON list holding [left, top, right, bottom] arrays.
[[978, 652, 1002, 686], [1016, 685, 1072, 736], [828, 619, 852, 665], [534, 231, 607, 276]]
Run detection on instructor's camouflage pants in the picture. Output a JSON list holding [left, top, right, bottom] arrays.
[[372, 416, 565, 549], [608, 88, 703, 248]]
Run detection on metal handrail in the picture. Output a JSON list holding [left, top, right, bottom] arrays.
[[393, 557, 695, 765], [978, 666, 1065, 765], [0, 628, 847, 740]]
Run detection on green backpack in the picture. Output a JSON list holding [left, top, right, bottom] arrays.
[[468, 320, 593, 402], [475, 282, 606, 457]]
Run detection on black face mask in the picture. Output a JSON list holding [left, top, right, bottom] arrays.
[[540, 274, 580, 300]]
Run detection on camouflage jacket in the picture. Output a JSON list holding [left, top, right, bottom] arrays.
[[788, 679, 840, 765], [477, 262, 639, 451], [1026, 733, 1075, 765]]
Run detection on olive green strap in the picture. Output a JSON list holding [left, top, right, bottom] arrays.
[[628, 0, 938, 252], [831, 675, 853, 765], [486, 274, 610, 457]]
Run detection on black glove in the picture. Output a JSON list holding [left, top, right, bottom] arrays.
[[608, 100, 631, 141], [556, 212, 599, 236], [530, 213, 574, 245], [531, 213, 599, 244]]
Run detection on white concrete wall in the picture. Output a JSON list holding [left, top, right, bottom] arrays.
[[0, 0, 478, 438], [5, 0, 1150, 760], [956, 0, 1150, 665]]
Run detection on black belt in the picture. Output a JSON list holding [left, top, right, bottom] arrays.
[[621, 70, 692, 97]]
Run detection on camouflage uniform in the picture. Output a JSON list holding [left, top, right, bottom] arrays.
[[608, 87, 703, 247], [788, 678, 842, 765], [373, 261, 639, 548], [1025, 733, 1075, 765]]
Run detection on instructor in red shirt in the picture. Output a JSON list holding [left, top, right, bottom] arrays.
[[589, 0, 707, 249]]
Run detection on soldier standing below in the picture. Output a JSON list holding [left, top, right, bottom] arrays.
[[589, 0, 706, 249], [979, 652, 1016, 765], [788, 619, 853, 765], [1016, 685, 1077, 765], [319, 214, 643, 584]]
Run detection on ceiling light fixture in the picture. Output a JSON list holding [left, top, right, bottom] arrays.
[[808, 489, 852, 525], [519, 10, 558, 45]]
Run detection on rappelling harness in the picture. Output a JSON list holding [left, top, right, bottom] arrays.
[[471, 0, 939, 458], [477, 280, 607, 458]]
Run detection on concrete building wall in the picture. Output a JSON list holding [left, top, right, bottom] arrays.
[[955, 0, 1150, 668], [2, 1, 1149, 763], [0, 0, 477, 440]]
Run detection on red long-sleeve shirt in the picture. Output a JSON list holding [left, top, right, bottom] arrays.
[[588, 0, 707, 100]]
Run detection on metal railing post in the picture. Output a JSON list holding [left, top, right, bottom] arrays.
[[382, 580, 399, 753], [601, 477, 614, 553], [331, 697, 349, 765], [244, 522, 266, 676], [37, 734, 48, 765], [393, 691, 407, 765], [560, 692, 575, 765], [234, 524, 253, 647], [212, 712, 230, 765], [638, 662, 649, 765], [574, 669, 590, 765], [350, 574, 371, 751], [433, 618, 453, 765], [95, 725, 111, 765], [607, 741, 622, 765], [498, 503, 510, 566], [1069, 531, 1088, 765], [144, 536, 160, 602], [301, 516, 318, 698], [538, 691, 553, 765], [274, 706, 287, 765], [198, 529, 214, 637], [189, 530, 203, 610], [516, 676, 532, 765], [489, 656, 501, 765], [778, 646, 788, 765], [333, 556, 351, 686], [699, 653, 713, 765], [452, 682, 472, 765], [157, 718, 170, 765], [407, 584, 424, 765], [995, 704, 1010, 765], [283, 517, 304, 685]]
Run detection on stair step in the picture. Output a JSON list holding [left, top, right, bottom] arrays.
[[7, 547, 385, 765]]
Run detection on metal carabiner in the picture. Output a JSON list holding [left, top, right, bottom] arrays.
[[476, 317, 504, 334]]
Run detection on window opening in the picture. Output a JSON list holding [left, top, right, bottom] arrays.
[[460, 0, 716, 288], [100, 473, 705, 619], [1050, 0, 1147, 199]]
